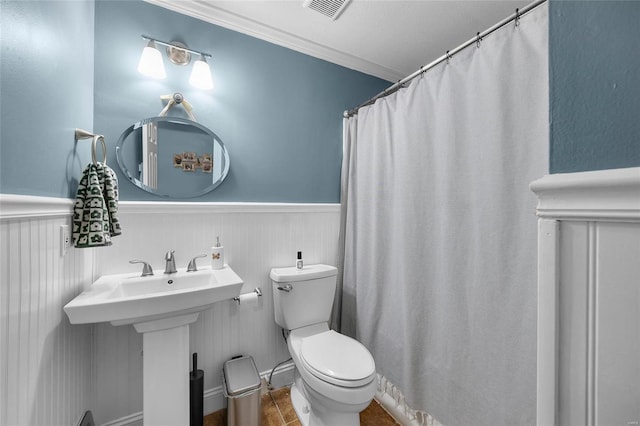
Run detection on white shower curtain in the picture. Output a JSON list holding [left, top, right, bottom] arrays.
[[340, 4, 548, 425]]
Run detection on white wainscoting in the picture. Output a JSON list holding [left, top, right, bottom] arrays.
[[0, 195, 95, 426], [91, 201, 340, 424], [0, 196, 340, 426], [531, 167, 640, 426]]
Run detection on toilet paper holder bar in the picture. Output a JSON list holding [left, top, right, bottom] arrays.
[[233, 287, 262, 304]]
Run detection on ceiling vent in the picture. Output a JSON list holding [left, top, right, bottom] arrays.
[[303, 0, 352, 20]]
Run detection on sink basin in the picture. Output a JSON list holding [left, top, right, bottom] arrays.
[[64, 265, 243, 326], [64, 264, 244, 425]]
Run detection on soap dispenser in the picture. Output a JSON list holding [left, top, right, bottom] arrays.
[[211, 236, 224, 270]]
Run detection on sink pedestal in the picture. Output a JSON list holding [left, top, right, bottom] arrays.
[[63, 266, 245, 425], [133, 312, 200, 426]]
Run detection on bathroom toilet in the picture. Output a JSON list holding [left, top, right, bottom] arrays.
[[270, 264, 376, 426]]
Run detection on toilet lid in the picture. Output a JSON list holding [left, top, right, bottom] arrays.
[[300, 330, 375, 387]]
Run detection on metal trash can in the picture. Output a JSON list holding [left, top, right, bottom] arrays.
[[222, 355, 262, 426]]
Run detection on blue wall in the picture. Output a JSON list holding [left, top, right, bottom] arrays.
[[93, 0, 388, 202], [5, 1, 637, 199], [1, 0, 95, 198], [0, 0, 386, 202], [549, 0, 640, 173]]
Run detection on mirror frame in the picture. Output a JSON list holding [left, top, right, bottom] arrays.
[[115, 116, 230, 198]]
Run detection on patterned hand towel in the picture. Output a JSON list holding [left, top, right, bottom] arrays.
[[73, 164, 112, 247], [97, 163, 122, 237]]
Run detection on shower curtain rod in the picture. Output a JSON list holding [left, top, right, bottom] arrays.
[[344, 0, 547, 118]]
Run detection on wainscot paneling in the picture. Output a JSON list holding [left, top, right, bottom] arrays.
[[531, 167, 640, 426], [91, 202, 340, 424], [0, 195, 95, 426]]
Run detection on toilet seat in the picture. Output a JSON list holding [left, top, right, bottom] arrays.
[[299, 330, 376, 388]]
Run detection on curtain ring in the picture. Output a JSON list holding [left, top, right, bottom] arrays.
[[476, 32, 482, 48], [515, 8, 521, 27], [446, 50, 451, 65], [91, 135, 107, 166]]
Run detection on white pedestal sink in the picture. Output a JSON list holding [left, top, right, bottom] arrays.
[[64, 265, 244, 425]]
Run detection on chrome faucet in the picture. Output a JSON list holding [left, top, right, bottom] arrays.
[[187, 254, 207, 272], [164, 250, 177, 274], [129, 260, 154, 276]]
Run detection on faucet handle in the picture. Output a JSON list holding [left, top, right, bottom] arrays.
[[187, 254, 207, 272], [165, 250, 175, 260], [129, 260, 154, 276]]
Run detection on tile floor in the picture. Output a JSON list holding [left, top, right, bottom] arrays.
[[204, 386, 399, 426]]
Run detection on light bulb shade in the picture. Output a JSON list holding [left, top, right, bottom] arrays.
[[189, 56, 214, 90], [138, 41, 166, 79]]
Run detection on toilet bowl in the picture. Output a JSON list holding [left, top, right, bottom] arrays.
[[288, 323, 377, 426], [271, 264, 376, 426]]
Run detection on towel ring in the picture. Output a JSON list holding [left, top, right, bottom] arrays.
[[91, 135, 107, 165]]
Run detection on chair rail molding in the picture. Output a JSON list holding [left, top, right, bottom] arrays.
[[0, 194, 74, 219], [0, 194, 340, 219], [530, 167, 640, 221], [117, 201, 340, 214]]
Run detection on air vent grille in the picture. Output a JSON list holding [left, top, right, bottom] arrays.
[[303, 0, 352, 20]]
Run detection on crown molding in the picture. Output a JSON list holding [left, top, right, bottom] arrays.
[[144, 0, 400, 82], [530, 167, 640, 221]]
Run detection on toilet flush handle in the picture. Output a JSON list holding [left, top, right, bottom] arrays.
[[277, 284, 293, 292]]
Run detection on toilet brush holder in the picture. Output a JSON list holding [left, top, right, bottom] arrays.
[[190, 353, 204, 426]]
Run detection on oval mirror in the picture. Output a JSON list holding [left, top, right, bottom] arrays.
[[115, 116, 230, 198]]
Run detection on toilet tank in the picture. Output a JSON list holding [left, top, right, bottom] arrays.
[[270, 264, 338, 330]]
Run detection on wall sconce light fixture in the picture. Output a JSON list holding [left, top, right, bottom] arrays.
[[189, 55, 214, 90], [138, 35, 214, 90]]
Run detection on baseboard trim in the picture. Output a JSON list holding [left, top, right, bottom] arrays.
[[100, 412, 142, 426], [375, 374, 442, 426], [100, 367, 444, 426], [100, 363, 296, 426]]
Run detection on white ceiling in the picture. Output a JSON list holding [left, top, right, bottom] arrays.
[[147, 0, 534, 83]]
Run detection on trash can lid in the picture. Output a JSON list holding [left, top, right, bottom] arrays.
[[223, 356, 261, 396]]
